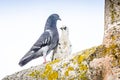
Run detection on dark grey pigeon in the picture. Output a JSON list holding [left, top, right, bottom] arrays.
[[19, 14, 61, 66]]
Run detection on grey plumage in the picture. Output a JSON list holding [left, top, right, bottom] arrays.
[[19, 14, 61, 66]]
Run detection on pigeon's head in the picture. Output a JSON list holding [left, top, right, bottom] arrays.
[[45, 14, 61, 29], [60, 26, 67, 30], [49, 14, 61, 21], [60, 26, 69, 35]]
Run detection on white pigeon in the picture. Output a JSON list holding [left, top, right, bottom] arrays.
[[51, 26, 72, 61]]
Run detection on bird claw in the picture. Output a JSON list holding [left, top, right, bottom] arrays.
[[43, 61, 50, 64], [43, 61, 47, 64]]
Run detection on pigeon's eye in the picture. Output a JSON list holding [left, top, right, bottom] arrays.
[[64, 27, 67, 30], [60, 28, 63, 30]]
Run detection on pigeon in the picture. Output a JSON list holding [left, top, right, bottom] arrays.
[[19, 14, 61, 66], [51, 26, 72, 61]]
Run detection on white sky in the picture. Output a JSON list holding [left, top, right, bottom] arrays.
[[0, 0, 104, 79]]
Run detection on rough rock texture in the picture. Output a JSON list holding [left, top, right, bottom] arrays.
[[103, 0, 120, 47], [2, 0, 120, 80], [3, 43, 120, 80], [3, 47, 96, 80], [104, 0, 120, 31]]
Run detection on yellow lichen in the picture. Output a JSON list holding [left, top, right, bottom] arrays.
[[74, 47, 96, 64], [88, 43, 120, 68], [63, 63, 67, 67], [65, 67, 74, 76], [29, 59, 60, 79], [29, 42, 120, 79], [42, 64, 52, 78], [48, 71, 58, 80], [68, 66, 74, 71], [73, 61, 77, 65], [65, 70, 69, 76], [28, 70, 41, 78], [110, 0, 115, 24], [41, 73, 46, 79], [47, 59, 60, 65], [77, 55, 84, 63], [79, 71, 87, 80], [41, 61, 59, 80], [79, 64, 88, 71]]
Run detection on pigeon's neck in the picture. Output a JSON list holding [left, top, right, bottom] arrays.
[[45, 19, 57, 30], [61, 31, 69, 39]]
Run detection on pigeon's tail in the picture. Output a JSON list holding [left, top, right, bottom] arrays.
[[19, 51, 39, 66]]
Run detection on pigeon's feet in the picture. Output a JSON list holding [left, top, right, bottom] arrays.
[[43, 61, 50, 64], [43, 61, 47, 64], [43, 56, 50, 64], [43, 57, 47, 64]]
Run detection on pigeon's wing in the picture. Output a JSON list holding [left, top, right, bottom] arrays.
[[19, 31, 52, 66], [49, 31, 59, 49], [30, 31, 52, 52]]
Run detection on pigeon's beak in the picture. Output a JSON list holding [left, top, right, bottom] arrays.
[[60, 27, 62, 30], [58, 17, 61, 21]]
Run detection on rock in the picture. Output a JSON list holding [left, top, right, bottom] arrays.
[[3, 41, 120, 80]]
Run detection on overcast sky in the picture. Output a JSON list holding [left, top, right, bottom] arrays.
[[0, 0, 104, 79]]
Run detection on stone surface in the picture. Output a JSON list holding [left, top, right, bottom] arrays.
[[2, 46, 97, 80], [104, 0, 120, 31], [3, 41, 120, 80]]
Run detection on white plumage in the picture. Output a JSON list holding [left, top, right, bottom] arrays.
[[51, 26, 72, 60]]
